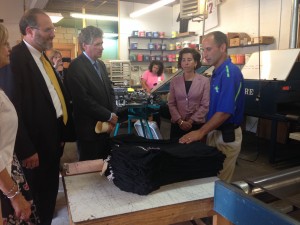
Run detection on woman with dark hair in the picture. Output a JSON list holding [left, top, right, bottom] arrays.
[[168, 48, 210, 140], [141, 60, 165, 93]]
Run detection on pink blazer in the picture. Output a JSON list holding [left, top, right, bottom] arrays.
[[168, 73, 210, 124]]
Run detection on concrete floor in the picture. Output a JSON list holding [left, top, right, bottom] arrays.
[[52, 119, 300, 225]]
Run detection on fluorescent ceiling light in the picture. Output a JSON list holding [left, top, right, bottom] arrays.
[[70, 13, 118, 21], [130, 0, 175, 18], [46, 12, 64, 23], [103, 33, 118, 38]]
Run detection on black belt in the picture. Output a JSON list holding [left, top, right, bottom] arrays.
[[216, 123, 240, 131]]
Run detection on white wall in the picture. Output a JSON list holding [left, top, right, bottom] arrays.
[[117, 0, 295, 85], [0, 0, 24, 46], [0, 0, 47, 46], [119, 2, 175, 84], [1, 0, 294, 56], [119, 1, 174, 60], [118, 0, 294, 60], [187, 0, 292, 50]]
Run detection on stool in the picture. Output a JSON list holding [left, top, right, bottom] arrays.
[[114, 104, 154, 139]]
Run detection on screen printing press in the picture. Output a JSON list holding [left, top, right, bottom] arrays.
[[242, 49, 300, 163], [214, 166, 300, 225]]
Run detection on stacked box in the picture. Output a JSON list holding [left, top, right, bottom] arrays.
[[229, 38, 240, 47], [251, 36, 274, 44], [227, 32, 251, 47]]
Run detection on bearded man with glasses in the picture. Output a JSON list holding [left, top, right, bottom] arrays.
[[10, 8, 75, 225]]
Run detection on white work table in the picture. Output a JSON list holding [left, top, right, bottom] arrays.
[[63, 172, 220, 225]]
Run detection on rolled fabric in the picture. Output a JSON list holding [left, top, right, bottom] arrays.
[[95, 121, 110, 133]]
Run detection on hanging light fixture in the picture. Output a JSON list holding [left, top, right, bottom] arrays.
[[130, 0, 176, 18], [70, 13, 118, 22], [46, 12, 64, 23], [103, 33, 118, 38]]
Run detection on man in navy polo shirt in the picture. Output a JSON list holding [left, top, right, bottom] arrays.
[[179, 31, 245, 182]]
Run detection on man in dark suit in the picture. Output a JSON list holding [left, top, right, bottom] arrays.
[[10, 8, 75, 225], [65, 26, 117, 161]]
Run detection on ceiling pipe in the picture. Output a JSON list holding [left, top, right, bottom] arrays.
[[289, 0, 299, 48]]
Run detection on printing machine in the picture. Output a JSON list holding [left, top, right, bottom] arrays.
[[242, 49, 300, 120], [214, 166, 300, 225], [242, 49, 300, 162]]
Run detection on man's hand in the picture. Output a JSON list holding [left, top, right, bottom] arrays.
[[179, 130, 203, 144], [54, 58, 63, 70], [107, 122, 115, 133], [109, 113, 118, 125], [22, 153, 39, 169]]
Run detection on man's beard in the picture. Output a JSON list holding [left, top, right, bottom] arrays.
[[35, 33, 53, 51]]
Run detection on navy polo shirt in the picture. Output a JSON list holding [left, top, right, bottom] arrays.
[[207, 58, 245, 125]]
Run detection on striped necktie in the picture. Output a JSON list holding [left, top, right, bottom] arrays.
[[40, 54, 68, 125]]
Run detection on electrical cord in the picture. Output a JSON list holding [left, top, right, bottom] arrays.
[[238, 119, 261, 162]]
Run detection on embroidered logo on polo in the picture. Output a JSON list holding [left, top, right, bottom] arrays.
[[226, 65, 230, 77], [214, 86, 219, 93]]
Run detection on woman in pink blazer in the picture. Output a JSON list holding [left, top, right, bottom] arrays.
[[168, 48, 210, 140]]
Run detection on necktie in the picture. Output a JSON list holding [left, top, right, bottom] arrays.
[[93, 61, 103, 81], [40, 54, 68, 125]]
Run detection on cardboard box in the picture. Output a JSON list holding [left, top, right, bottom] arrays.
[[177, 32, 196, 37], [229, 38, 240, 47], [252, 36, 274, 44], [239, 32, 251, 45], [227, 32, 251, 46], [227, 32, 239, 39]]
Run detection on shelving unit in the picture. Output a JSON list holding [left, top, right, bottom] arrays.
[[228, 43, 271, 49], [109, 60, 131, 86], [128, 34, 198, 63], [128, 34, 198, 84]]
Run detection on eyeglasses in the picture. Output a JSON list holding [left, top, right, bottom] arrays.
[[30, 27, 56, 33]]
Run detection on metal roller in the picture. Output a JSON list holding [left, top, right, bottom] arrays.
[[245, 166, 300, 191], [239, 166, 300, 208]]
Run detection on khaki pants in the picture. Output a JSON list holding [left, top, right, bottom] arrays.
[[206, 127, 242, 182]]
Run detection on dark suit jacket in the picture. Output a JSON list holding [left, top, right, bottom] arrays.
[[65, 53, 116, 141], [10, 41, 75, 163], [0, 65, 14, 100]]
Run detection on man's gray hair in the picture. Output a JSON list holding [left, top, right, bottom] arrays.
[[78, 26, 103, 51], [19, 8, 47, 35]]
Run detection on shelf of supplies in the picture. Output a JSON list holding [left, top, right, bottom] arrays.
[[129, 49, 177, 52], [130, 61, 177, 63], [228, 43, 271, 49], [128, 34, 197, 40], [128, 34, 196, 72]]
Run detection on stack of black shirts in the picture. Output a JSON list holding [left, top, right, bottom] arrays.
[[104, 134, 225, 195]]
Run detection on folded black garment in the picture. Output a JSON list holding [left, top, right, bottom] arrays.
[[104, 134, 225, 195]]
